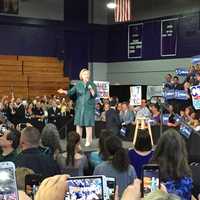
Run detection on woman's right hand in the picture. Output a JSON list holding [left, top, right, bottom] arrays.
[[57, 89, 67, 95], [121, 179, 141, 200]]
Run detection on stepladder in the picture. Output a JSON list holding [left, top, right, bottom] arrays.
[[133, 117, 154, 146]]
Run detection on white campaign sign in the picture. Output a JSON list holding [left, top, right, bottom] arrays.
[[147, 86, 163, 100], [191, 85, 200, 110], [94, 81, 110, 98], [130, 86, 142, 106]]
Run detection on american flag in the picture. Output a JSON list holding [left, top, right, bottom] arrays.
[[114, 0, 133, 22]]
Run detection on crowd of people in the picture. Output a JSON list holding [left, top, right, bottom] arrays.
[[0, 95, 199, 200], [4, 125, 198, 200], [0, 66, 200, 200]]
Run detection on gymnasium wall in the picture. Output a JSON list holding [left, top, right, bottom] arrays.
[[0, 0, 64, 20]]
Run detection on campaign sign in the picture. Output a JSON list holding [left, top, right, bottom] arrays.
[[128, 23, 143, 58], [162, 114, 169, 125], [130, 86, 142, 106], [192, 55, 200, 65], [180, 124, 193, 139], [146, 86, 163, 100], [164, 89, 175, 100], [190, 85, 200, 110], [94, 81, 109, 98], [174, 90, 188, 100], [176, 68, 189, 76], [161, 18, 178, 57]]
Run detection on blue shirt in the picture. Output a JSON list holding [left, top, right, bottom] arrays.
[[128, 148, 153, 178], [164, 177, 192, 200], [89, 151, 103, 168]]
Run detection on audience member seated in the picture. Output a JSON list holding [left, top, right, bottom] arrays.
[[105, 101, 121, 135], [119, 102, 134, 139], [167, 105, 178, 128], [149, 103, 161, 125], [47, 99, 61, 128], [135, 99, 151, 119], [31, 101, 45, 131], [57, 131, 88, 176], [116, 102, 122, 113], [15, 126, 60, 178], [89, 129, 112, 168], [40, 123, 62, 160], [95, 103, 102, 121], [151, 129, 192, 200], [12, 97, 26, 126], [0, 125, 20, 162], [128, 129, 154, 178], [94, 135, 137, 196]]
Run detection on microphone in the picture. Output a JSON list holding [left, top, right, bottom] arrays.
[[88, 84, 92, 90]]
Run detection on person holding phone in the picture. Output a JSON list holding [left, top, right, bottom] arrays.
[[151, 129, 192, 200], [58, 68, 97, 147]]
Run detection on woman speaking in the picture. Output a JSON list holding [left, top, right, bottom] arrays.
[[58, 68, 97, 147]]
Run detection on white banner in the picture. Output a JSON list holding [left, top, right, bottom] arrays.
[[147, 86, 163, 100], [191, 85, 200, 110], [94, 81, 110, 98], [130, 86, 142, 106]]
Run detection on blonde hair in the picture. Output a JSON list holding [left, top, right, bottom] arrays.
[[16, 167, 34, 191], [144, 190, 181, 200], [79, 68, 90, 80]]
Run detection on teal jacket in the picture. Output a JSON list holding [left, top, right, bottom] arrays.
[[68, 80, 97, 126]]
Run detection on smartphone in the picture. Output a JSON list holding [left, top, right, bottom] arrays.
[[142, 164, 160, 197], [106, 177, 116, 200], [65, 175, 107, 200], [0, 161, 19, 200], [25, 174, 43, 198]]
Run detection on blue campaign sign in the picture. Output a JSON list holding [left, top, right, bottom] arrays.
[[164, 89, 175, 100], [192, 55, 200, 65], [180, 124, 193, 139], [162, 114, 169, 125], [191, 85, 200, 110], [176, 68, 188, 76], [161, 18, 178, 57], [175, 90, 188, 100], [128, 23, 143, 58]]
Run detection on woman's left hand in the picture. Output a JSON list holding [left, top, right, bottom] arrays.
[[35, 175, 68, 200]]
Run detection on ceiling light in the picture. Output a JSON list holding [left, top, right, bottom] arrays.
[[107, 1, 117, 9]]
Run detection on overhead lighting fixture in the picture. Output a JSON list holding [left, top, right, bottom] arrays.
[[107, 1, 117, 9]]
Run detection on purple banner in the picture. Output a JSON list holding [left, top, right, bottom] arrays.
[[128, 23, 143, 58], [161, 18, 178, 57]]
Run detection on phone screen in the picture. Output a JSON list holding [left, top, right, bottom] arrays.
[[142, 167, 160, 197], [106, 178, 116, 200], [0, 167, 18, 200], [66, 177, 104, 200]]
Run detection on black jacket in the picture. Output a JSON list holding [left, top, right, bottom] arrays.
[[15, 148, 60, 178], [48, 107, 61, 125], [105, 108, 120, 135]]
